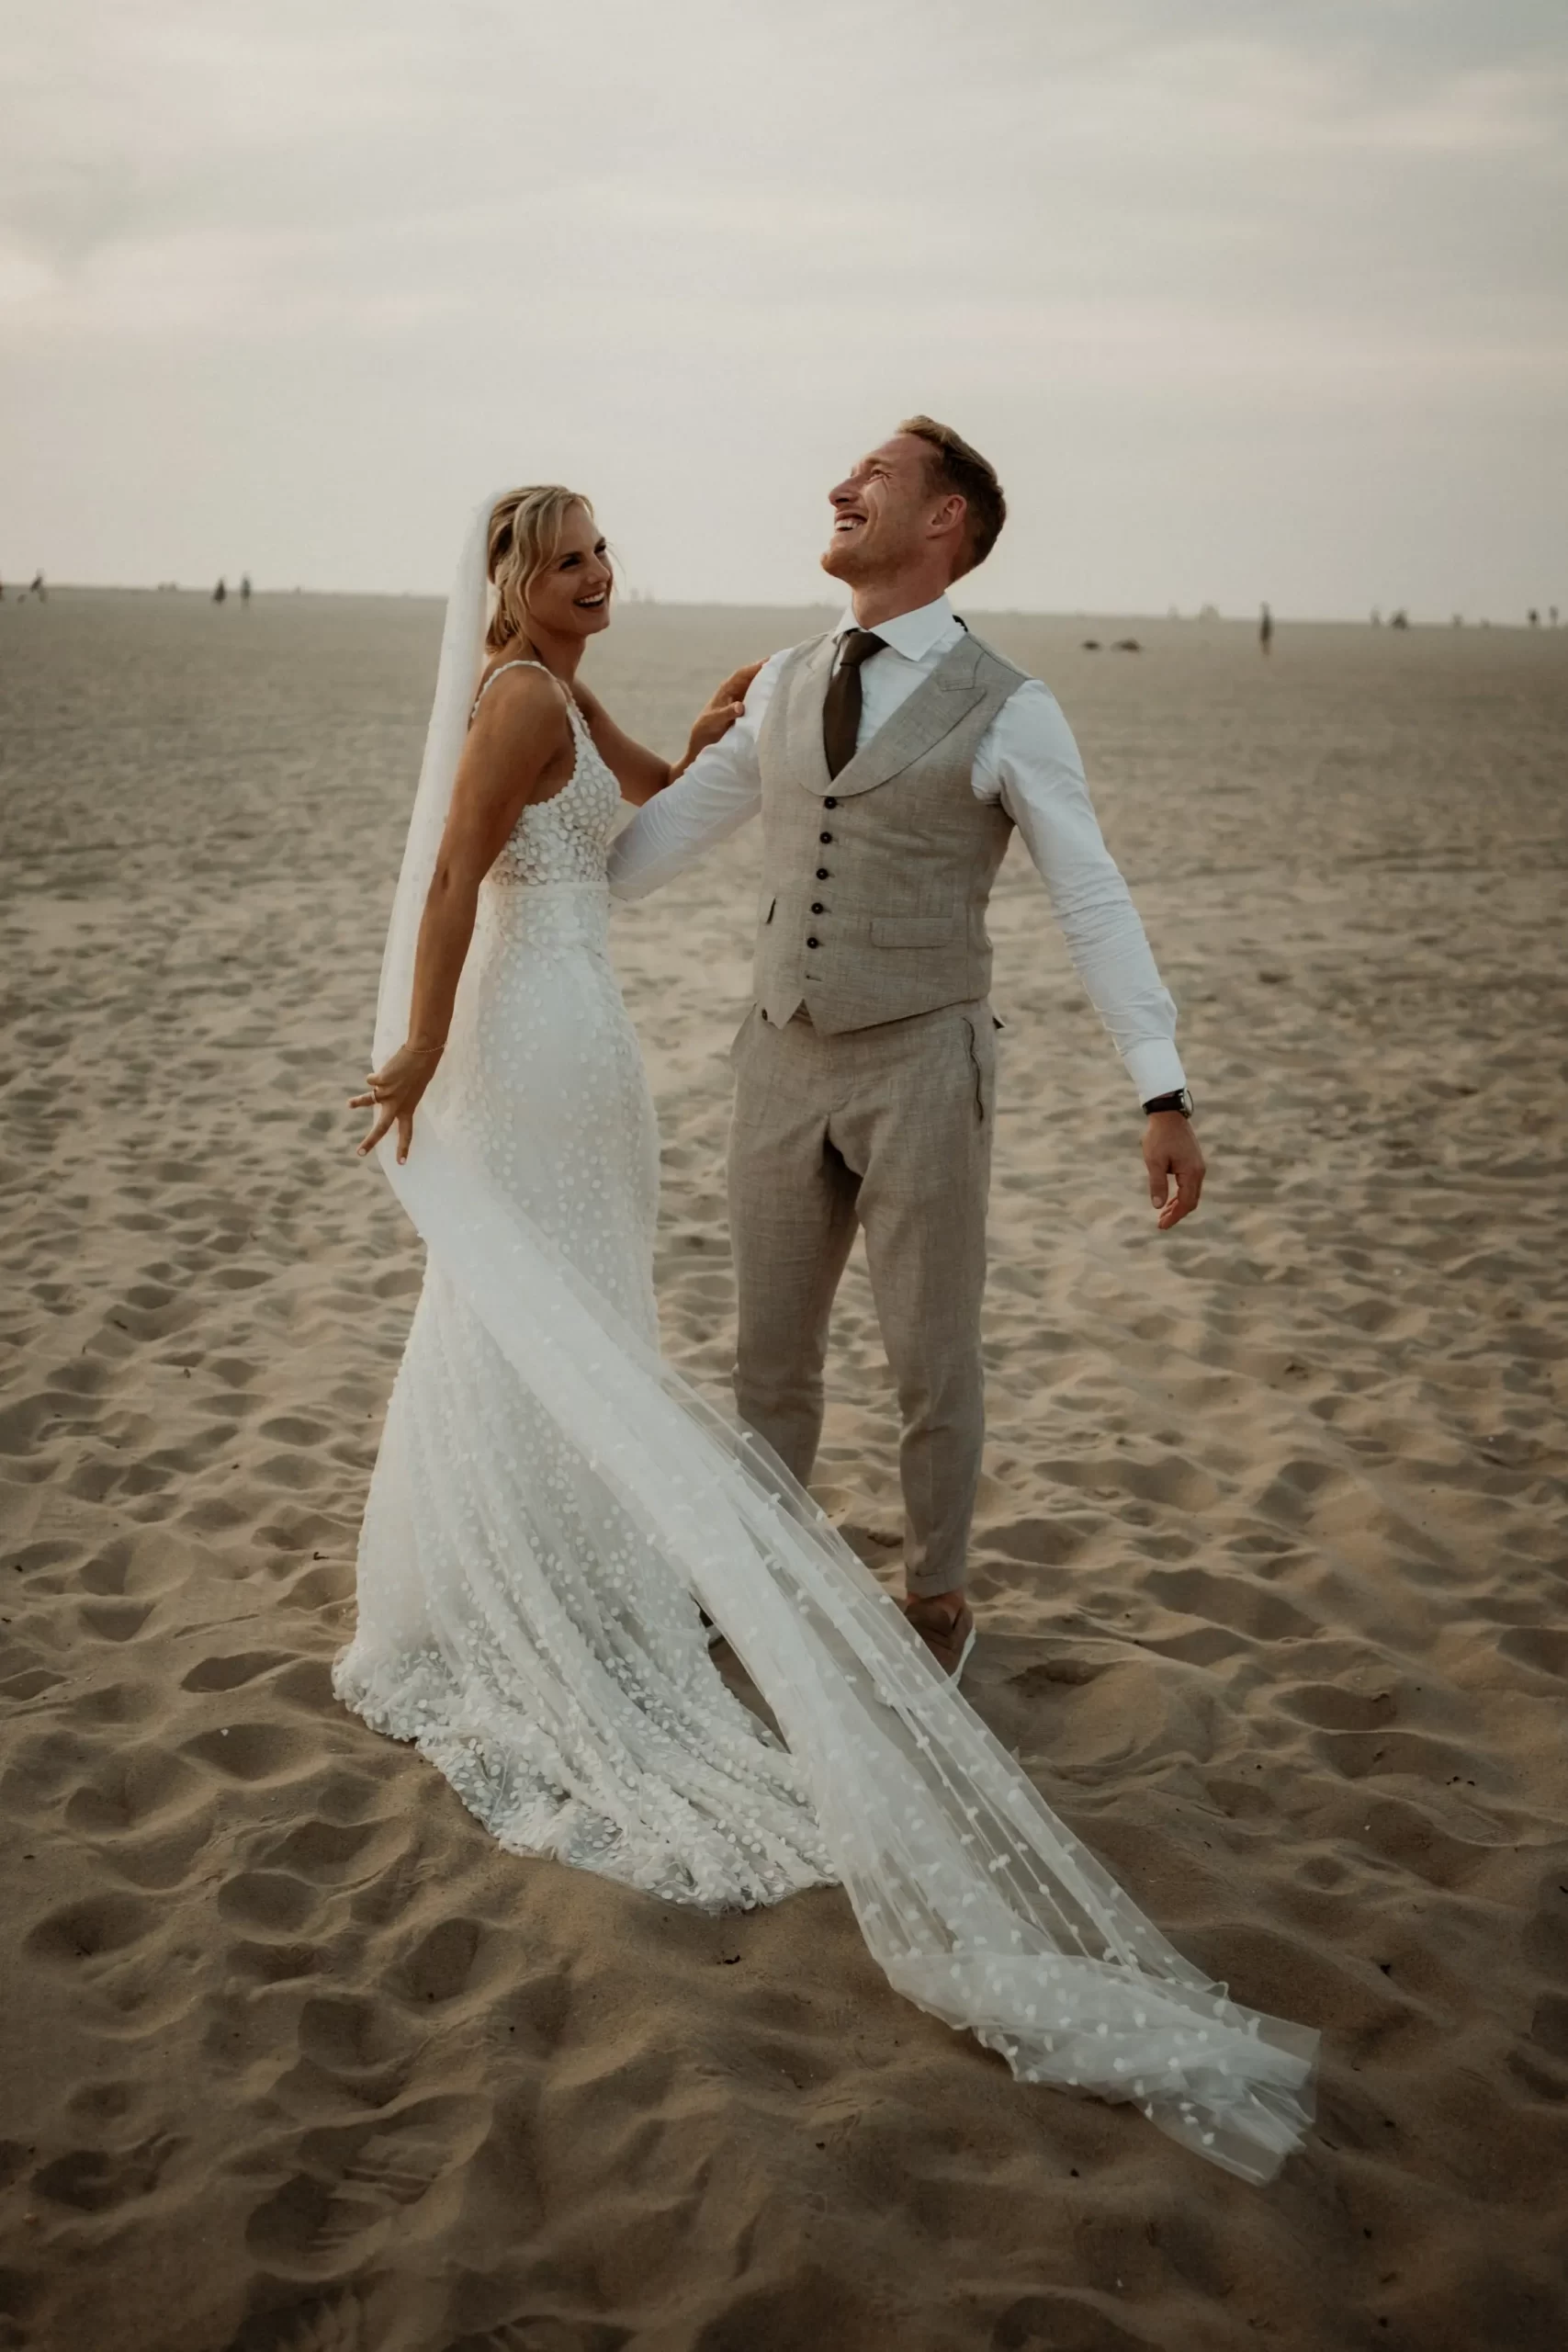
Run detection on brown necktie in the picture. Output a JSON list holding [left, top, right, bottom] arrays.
[[821, 628, 886, 779]]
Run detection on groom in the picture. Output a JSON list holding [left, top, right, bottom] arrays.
[[608, 419, 1203, 1680]]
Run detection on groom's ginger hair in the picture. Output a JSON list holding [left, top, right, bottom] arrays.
[[487, 485, 598, 651], [898, 416, 1006, 576]]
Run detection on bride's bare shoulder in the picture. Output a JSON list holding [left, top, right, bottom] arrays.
[[469, 658, 575, 741]]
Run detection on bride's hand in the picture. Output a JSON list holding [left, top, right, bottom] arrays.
[[683, 660, 765, 760], [349, 1042, 444, 1164]]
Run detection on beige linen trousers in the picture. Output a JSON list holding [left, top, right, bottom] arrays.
[[728, 630, 1028, 1598]]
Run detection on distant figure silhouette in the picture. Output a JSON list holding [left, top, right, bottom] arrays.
[[1390, 609, 1409, 629], [1551, 607, 1560, 628], [1529, 608, 1540, 628], [241, 574, 253, 603], [1079, 639, 1101, 651], [1258, 602, 1273, 655], [1111, 637, 1142, 653], [28, 571, 46, 603], [213, 577, 228, 605], [1371, 608, 1382, 626]]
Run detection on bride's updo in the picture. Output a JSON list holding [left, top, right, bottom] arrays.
[[486, 484, 597, 651]]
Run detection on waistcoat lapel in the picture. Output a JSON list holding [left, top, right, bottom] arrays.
[[793, 634, 991, 802]]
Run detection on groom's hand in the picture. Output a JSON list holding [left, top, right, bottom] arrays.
[[1145, 1113, 1205, 1229]]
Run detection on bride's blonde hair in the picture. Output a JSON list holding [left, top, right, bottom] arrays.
[[486, 484, 598, 651]]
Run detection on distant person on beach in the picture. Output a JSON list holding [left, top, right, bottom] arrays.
[[339, 441, 1312, 2181], [28, 571, 46, 603], [213, 577, 227, 604], [1259, 602, 1273, 654], [241, 574, 252, 603]]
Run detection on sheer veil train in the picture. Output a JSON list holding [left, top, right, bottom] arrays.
[[350, 493, 1317, 2184]]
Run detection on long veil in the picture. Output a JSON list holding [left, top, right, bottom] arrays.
[[363, 493, 1317, 2184]]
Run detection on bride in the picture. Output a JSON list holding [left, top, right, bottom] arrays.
[[338, 484, 1316, 2182]]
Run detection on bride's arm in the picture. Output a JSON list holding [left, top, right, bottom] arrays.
[[351, 671, 572, 1162], [575, 662, 763, 806]]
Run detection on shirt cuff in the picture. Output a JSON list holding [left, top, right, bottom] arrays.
[[1124, 1039, 1188, 1105]]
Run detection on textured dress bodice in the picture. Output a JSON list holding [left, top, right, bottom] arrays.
[[441, 664, 660, 1330], [486, 679, 623, 889]]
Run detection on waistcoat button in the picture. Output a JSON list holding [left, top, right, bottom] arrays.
[[816, 866, 829, 879], [823, 797, 838, 808], [810, 902, 824, 914], [819, 831, 832, 844], [807, 935, 820, 949]]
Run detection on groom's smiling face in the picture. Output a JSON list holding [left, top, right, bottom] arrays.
[[821, 434, 953, 586]]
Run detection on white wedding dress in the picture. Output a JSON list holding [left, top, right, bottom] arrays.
[[338, 664, 836, 1907], [334, 497, 1317, 2182]]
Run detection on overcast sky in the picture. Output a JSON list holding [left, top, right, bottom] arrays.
[[4, 0, 1564, 616]]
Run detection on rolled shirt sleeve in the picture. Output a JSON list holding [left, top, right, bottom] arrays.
[[605, 652, 784, 899], [979, 681, 1187, 1103]]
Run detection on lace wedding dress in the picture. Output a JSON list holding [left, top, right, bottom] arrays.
[[337, 663, 835, 1907], [334, 497, 1317, 2181]]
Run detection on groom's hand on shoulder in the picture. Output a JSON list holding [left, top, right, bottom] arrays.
[[1145, 1113, 1205, 1230]]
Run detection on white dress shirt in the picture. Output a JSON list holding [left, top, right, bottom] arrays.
[[607, 594, 1186, 1103]]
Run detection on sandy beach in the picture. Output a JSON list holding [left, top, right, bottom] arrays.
[[2, 586, 1565, 2351]]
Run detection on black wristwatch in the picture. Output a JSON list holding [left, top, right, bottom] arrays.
[[1142, 1088, 1195, 1118]]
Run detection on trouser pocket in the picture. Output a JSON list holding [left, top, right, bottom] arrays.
[[963, 1016, 989, 1123]]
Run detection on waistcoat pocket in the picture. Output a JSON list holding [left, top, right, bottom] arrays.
[[869, 913, 956, 949]]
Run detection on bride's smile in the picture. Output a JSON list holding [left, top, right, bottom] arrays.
[[519, 506, 615, 642]]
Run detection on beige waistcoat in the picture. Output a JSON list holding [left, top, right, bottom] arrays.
[[752, 629, 1030, 1035]]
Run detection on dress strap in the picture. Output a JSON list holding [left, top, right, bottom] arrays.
[[469, 658, 589, 735], [469, 657, 556, 723]]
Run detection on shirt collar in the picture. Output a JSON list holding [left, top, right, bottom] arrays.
[[832, 593, 959, 663]]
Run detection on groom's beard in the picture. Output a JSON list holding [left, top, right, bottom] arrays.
[[820, 539, 883, 585], [821, 516, 921, 588]]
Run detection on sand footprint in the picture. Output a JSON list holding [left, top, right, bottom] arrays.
[[261, 1818, 385, 1884], [30, 2132, 183, 2216], [219, 1871, 325, 1938], [78, 1597, 155, 1643], [398, 1917, 485, 2006], [24, 1891, 160, 1968], [225, 2287, 378, 2352], [243, 2093, 488, 2277], [1497, 1627, 1568, 1681], [447, 2325, 634, 2352], [183, 1722, 311, 1784], [1144, 1563, 1318, 1642]]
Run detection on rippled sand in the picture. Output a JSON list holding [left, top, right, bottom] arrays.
[[2, 587, 1564, 2351]]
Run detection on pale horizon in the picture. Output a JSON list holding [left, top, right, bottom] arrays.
[[21, 583, 1565, 629], [5, 1, 1565, 623]]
